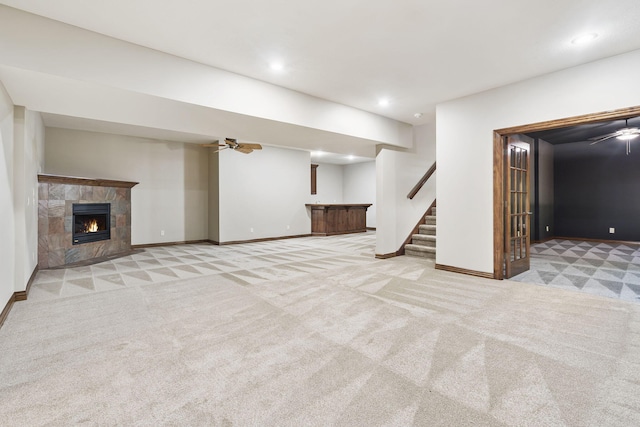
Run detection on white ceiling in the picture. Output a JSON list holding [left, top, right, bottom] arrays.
[[2, 0, 640, 161]]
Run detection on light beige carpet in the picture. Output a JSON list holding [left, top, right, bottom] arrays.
[[1, 234, 640, 426]]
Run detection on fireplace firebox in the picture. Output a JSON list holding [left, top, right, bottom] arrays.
[[73, 203, 111, 245]]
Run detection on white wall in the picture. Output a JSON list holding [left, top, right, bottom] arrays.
[[344, 161, 376, 228], [437, 48, 640, 274], [13, 107, 44, 291], [28, 109, 44, 277], [208, 149, 220, 242], [0, 82, 15, 306], [43, 129, 372, 247], [0, 79, 44, 309], [218, 146, 310, 242], [310, 162, 343, 204], [44, 128, 208, 245], [376, 123, 437, 255]]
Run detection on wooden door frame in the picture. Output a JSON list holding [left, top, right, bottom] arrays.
[[492, 106, 640, 280]]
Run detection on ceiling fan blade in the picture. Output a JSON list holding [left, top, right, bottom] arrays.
[[210, 146, 230, 153], [235, 147, 254, 154], [587, 131, 620, 142], [238, 143, 262, 150], [201, 140, 224, 148], [589, 134, 619, 145]]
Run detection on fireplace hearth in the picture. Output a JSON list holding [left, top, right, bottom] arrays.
[[73, 203, 110, 245]]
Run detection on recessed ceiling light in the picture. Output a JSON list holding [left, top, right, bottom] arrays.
[[269, 62, 285, 71], [571, 32, 598, 45], [414, 112, 423, 119], [378, 98, 390, 107]]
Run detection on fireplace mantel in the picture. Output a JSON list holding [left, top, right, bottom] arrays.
[[38, 174, 138, 188], [38, 174, 138, 268]]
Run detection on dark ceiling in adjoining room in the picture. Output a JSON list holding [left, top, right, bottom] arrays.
[[526, 116, 640, 145]]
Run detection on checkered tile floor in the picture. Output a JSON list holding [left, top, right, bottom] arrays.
[[510, 239, 640, 302], [30, 233, 378, 301]]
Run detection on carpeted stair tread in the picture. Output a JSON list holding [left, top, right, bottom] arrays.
[[411, 235, 436, 248], [418, 224, 436, 235], [412, 234, 436, 243], [405, 244, 436, 253], [405, 244, 436, 258]]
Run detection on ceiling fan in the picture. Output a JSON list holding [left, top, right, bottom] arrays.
[[589, 118, 639, 155], [202, 138, 263, 154]]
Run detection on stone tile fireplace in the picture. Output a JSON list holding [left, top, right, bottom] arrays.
[[38, 174, 138, 268]]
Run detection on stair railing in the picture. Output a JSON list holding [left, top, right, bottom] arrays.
[[407, 162, 436, 199]]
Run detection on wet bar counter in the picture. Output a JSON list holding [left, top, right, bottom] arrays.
[[306, 204, 372, 236]]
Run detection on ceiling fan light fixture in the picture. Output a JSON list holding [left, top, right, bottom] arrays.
[[616, 132, 639, 141]]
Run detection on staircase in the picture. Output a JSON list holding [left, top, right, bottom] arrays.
[[404, 207, 436, 259]]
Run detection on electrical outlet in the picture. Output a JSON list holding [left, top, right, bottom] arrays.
[[545, 225, 549, 232], [286, 225, 290, 230], [609, 227, 615, 234], [250, 227, 254, 233], [160, 230, 165, 236]]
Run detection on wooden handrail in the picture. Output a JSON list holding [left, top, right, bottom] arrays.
[[407, 162, 436, 199]]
